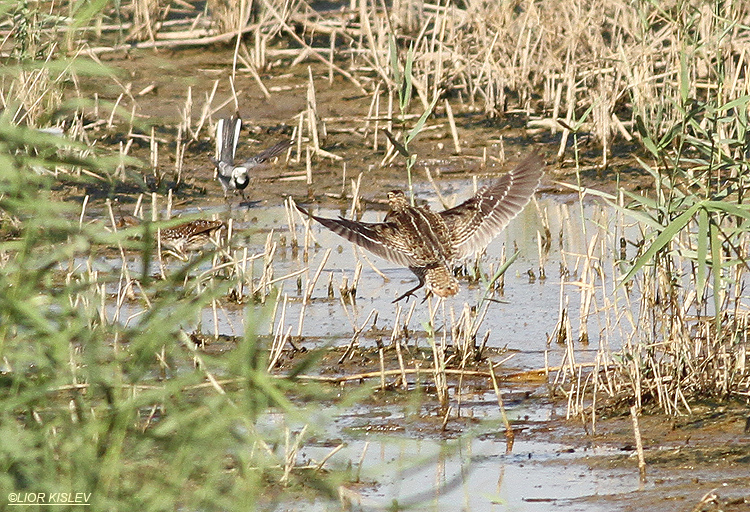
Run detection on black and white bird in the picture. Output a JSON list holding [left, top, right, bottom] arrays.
[[210, 114, 292, 198], [296, 153, 544, 302]]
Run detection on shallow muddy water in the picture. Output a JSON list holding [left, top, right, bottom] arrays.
[[99, 192, 622, 366], [56, 46, 749, 511], [259, 391, 646, 512], [84, 189, 670, 511], [83, 175, 749, 512]]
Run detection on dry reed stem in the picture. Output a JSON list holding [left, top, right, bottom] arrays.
[[338, 308, 377, 364], [630, 405, 647, 482], [314, 442, 344, 472], [281, 424, 308, 485], [488, 361, 514, 448], [444, 99, 461, 155], [259, 0, 366, 93], [354, 441, 369, 484]]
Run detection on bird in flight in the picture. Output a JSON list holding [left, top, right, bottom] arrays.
[[295, 152, 544, 302], [210, 114, 292, 199]]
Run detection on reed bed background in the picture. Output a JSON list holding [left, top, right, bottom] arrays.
[[1, 0, 750, 509]]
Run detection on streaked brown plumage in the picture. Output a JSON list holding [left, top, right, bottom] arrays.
[[159, 219, 225, 255], [118, 216, 225, 257], [295, 152, 544, 301]]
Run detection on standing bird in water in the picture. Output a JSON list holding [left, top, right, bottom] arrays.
[[157, 219, 225, 258], [117, 216, 225, 260], [295, 153, 544, 302], [210, 114, 292, 199]]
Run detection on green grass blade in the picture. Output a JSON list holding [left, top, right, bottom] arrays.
[[619, 201, 703, 285], [482, 250, 519, 300], [403, 44, 414, 113], [704, 201, 750, 220], [406, 95, 439, 145], [696, 207, 708, 300], [709, 221, 722, 335]]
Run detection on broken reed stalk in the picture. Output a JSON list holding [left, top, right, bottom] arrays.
[[254, 232, 278, 301], [174, 124, 184, 186], [378, 344, 386, 391], [630, 405, 647, 482], [348, 172, 363, 220], [337, 308, 377, 364], [367, 83, 381, 151], [295, 248, 332, 336], [151, 192, 167, 280], [305, 146, 312, 188], [426, 299, 449, 409], [424, 166, 450, 210], [444, 99, 461, 155], [211, 292, 220, 340], [106, 199, 134, 304], [314, 442, 344, 473], [326, 271, 334, 299], [236, 51, 271, 99], [79, 194, 89, 227], [394, 334, 408, 390], [281, 424, 308, 485], [284, 197, 299, 258], [306, 66, 320, 153], [271, 293, 290, 358], [358, 251, 390, 282], [489, 361, 514, 448], [267, 285, 285, 336], [578, 232, 599, 345], [149, 126, 159, 187], [351, 261, 362, 295], [354, 441, 369, 484]]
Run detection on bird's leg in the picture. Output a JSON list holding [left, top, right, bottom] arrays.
[[238, 190, 252, 208], [392, 283, 423, 303], [392, 269, 426, 303]]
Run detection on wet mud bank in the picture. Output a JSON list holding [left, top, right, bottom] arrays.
[[51, 45, 750, 511]]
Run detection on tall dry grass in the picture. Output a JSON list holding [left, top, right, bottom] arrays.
[[3, 7, 750, 512]]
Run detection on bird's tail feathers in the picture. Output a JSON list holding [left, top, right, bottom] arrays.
[[215, 115, 242, 164]]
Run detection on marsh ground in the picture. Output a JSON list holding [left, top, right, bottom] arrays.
[[56, 46, 750, 510]]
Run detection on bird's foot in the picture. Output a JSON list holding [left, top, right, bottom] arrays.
[[391, 290, 415, 303], [392, 284, 426, 303]]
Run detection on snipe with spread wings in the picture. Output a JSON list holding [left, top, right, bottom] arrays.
[[296, 153, 544, 301]]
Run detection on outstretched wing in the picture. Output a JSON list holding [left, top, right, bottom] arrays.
[[440, 152, 544, 260], [295, 202, 419, 268], [244, 139, 293, 166]]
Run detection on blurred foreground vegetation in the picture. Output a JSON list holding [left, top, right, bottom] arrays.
[[1, 0, 749, 510]]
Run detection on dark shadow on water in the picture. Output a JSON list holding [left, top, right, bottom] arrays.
[[238, 199, 264, 208]]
